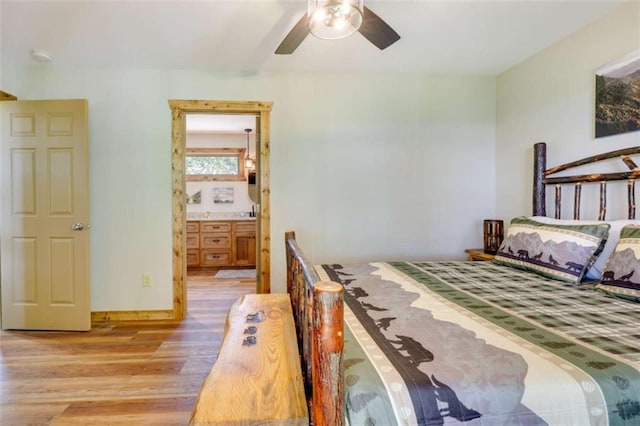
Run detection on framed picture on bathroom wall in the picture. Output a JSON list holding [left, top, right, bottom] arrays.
[[213, 187, 234, 204], [186, 190, 201, 205]]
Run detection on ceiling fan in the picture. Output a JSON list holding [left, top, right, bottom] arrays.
[[275, 1, 400, 55]]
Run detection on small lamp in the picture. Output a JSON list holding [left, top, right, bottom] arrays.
[[307, 0, 364, 40], [244, 128, 255, 170], [483, 219, 504, 254]]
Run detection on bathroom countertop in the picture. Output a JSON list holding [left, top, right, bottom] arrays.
[[187, 212, 256, 221]]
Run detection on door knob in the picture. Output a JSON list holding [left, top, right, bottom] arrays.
[[72, 223, 89, 231]]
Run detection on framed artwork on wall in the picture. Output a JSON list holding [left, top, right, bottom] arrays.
[[595, 50, 640, 138], [213, 187, 234, 204], [186, 190, 201, 204]]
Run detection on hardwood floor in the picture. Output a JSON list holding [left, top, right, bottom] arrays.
[[0, 272, 255, 425]]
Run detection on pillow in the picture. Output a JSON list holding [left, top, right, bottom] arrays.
[[595, 225, 640, 302], [530, 217, 640, 280], [493, 217, 610, 284]]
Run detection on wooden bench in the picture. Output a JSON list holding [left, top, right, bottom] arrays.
[[190, 293, 309, 426]]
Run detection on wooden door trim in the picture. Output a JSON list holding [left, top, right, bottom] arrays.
[[169, 100, 273, 319], [0, 91, 17, 101]]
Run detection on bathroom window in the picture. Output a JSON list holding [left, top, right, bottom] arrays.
[[185, 148, 246, 181]]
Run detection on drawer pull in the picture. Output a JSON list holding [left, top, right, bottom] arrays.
[[246, 311, 265, 323], [242, 336, 257, 346], [244, 326, 257, 335], [212, 239, 220, 243]]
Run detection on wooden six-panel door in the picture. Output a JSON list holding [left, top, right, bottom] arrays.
[[1, 99, 90, 330]]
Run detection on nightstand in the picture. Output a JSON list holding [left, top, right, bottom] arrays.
[[465, 248, 496, 261]]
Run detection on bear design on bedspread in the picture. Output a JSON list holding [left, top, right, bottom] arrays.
[[320, 264, 538, 425], [347, 284, 482, 425]]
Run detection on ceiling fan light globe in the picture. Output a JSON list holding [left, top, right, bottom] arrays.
[[311, 8, 327, 23], [334, 18, 347, 30], [307, 0, 363, 40]]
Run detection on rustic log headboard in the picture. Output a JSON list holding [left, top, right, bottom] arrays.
[[533, 142, 640, 220]]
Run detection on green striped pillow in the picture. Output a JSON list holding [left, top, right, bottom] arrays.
[[493, 217, 610, 284]]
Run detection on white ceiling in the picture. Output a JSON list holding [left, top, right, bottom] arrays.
[[1, 0, 626, 132], [1, 0, 625, 75]]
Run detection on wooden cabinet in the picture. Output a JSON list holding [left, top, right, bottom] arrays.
[[199, 221, 232, 267], [200, 224, 231, 267], [186, 221, 200, 267], [232, 222, 256, 266], [187, 220, 256, 268]]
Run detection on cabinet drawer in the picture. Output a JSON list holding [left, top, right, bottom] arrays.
[[201, 222, 231, 233], [201, 249, 230, 266], [234, 221, 256, 233], [186, 221, 200, 233], [186, 249, 200, 266], [186, 233, 200, 249], [201, 233, 231, 249]]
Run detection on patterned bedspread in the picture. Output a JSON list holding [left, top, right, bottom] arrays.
[[315, 261, 640, 426]]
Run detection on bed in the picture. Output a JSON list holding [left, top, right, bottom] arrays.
[[285, 142, 640, 426]]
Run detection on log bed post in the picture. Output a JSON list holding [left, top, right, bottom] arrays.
[[533, 142, 547, 216], [313, 281, 344, 426]]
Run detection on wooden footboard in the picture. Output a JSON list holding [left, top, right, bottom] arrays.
[[285, 231, 345, 426]]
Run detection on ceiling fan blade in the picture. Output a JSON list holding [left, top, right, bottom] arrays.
[[275, 14, 310, 54], [359, 6, 400, 50]]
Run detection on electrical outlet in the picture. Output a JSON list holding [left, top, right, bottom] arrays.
[[143, 273, 152, 287]]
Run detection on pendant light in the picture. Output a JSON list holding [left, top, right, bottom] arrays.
[[244, 128, 255, 170]]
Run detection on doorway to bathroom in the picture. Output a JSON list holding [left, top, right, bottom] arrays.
[[184, 114, 258, 284], [169, 100, 272, 319]]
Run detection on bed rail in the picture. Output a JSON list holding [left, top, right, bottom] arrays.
[[533, 142, 640, 219], [285, 231, 344, 426]]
